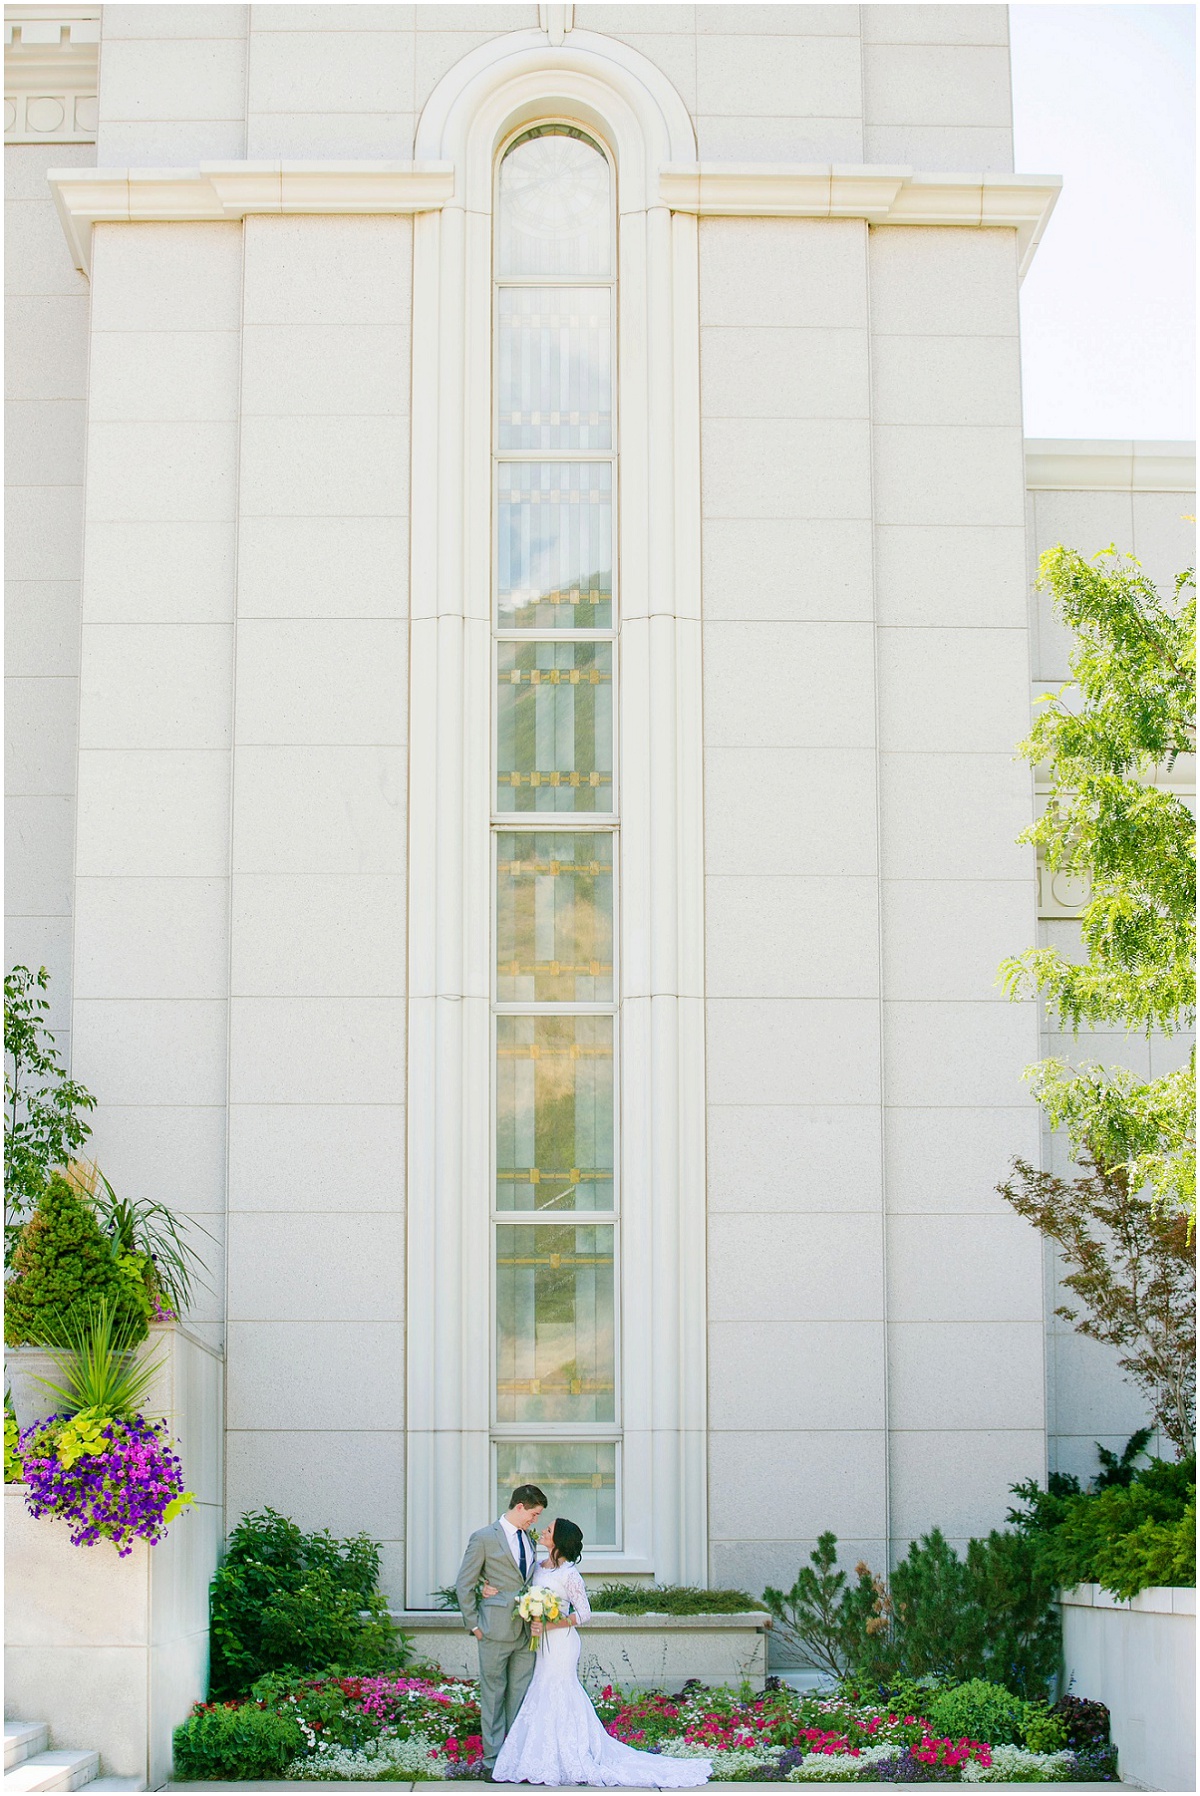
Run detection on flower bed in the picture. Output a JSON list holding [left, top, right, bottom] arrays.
[[17, 1409, 191, 1553], [172, 1673, 1118, 1783]]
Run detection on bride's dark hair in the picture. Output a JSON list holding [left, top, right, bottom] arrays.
[[550, 1517, 584, 1564]]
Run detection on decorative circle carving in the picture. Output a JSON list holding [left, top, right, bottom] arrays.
[[26, 95, 66, 133]]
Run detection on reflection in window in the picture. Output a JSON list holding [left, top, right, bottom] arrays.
[[496, 830, 614, 1003], [496, 1223, 615, 1423], [496, 1441, 618, 1546], [497, 463, 612, 630], [496, 641, 613, 813], [496, 1014, 614, 1213]]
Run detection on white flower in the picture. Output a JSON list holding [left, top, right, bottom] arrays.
[[960, 1743, 1077, 1783]]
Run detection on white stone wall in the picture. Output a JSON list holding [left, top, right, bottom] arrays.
[[1026, 458, 1196, 1482], [223, 211, 411, 1599], [700, 210, 1045, 1589], [4, 140, 93, 1062]]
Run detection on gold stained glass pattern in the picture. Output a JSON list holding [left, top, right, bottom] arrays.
[[497, 287, 612, 452], [495, 1441, 617, 1546], [496, 1014, 614, 1213], [497, 127, 612, 279], [497, 640, 613, 813], [497, 463, 613, 630], [496, 1223, 615, 1422], [496, 831, 614, 1003]]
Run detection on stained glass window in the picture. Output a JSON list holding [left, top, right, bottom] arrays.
[[493, 123, 619, 1548]]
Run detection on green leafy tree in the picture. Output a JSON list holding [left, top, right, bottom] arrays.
[[762, 1532, 895, 1680], [3, 1174, 148, 1348], [5, 966, 97, 1260], [999, 548, 1195, 1218]]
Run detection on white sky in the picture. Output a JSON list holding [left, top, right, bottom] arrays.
[[1011, 3, 1196, 442]]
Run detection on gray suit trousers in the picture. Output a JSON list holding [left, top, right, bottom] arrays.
[[477, 1633, 536, 1768]]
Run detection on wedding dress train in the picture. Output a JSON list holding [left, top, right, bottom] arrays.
[[492, 1562, 711, 1788]]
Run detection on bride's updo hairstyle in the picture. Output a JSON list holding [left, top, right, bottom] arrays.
[[551, 1518, 584, 1564]]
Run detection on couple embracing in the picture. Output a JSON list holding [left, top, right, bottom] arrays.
[[456, 1483, 711, 1788]]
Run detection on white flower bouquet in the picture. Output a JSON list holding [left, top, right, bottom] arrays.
[[516, 1586, 562, 1649]]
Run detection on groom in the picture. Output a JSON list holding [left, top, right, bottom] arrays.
[[456, 1483, 548, 1779]]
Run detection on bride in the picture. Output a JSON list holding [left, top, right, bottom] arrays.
[[491, 1517, 711, 1788]]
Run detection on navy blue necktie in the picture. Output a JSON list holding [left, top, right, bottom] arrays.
[[518, 1531, 529, 1580]]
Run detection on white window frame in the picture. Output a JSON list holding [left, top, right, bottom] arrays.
[[406, 29, 705, 1604]]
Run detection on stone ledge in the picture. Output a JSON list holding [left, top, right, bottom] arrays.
[[390, 1609, 769, 1631]]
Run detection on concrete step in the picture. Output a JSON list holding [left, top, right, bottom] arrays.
[[3, 1750, 100, 1793], [87, 1782, 147, 1792], [3, 1729, 49, 1773]]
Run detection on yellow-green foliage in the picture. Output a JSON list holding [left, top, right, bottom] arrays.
[[3, 1174, 148, 1348]]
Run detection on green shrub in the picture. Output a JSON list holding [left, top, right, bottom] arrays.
[[208, 1509, 407, 1699], [589, 1584, 761, 1615], [1021, 1704, 1069, 1753], [173, 1702, 306, 1780], [924, 1679, 1028, 1747], [1011, 1452, 1196, 1599], [785, 1527, 1060, 1696], [3, 1174, 147, 1348]]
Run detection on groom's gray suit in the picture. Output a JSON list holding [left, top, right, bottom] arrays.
[[456, 1519, 538, 1769]]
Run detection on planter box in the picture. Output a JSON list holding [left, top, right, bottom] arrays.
[[4, 1325, 223, 1789], [1060, 1582, 1196, 1792], [391, 1609, 770, 1691]]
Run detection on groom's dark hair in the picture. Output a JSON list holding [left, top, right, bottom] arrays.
[[510, 1483, 548, 1509]]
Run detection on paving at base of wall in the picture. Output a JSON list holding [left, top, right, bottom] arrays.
[[164, 1782, 1126, 1792]]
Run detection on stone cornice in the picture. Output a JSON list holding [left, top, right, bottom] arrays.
[[47, 162, 458, 272], [5, 7, 99, 145], [659, 165, 1062, 279], [49, 157, 1061, 281], [1025, 438, 1197, 493]]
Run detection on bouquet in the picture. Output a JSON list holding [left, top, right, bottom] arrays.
[[515, 1588, 562, 1650]]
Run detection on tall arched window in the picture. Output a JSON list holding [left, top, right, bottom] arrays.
[[492, 124, 620, 1545]]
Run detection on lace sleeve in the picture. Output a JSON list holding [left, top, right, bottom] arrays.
[[565, 1566, 591, 1624]]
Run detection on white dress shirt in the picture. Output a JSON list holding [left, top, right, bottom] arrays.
[[499, 1513, 531, 1573]]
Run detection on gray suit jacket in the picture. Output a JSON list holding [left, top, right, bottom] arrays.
[[456, 1518, 537, 1643]]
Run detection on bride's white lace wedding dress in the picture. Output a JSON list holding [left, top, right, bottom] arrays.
[[492, 1561, 711, 1788]]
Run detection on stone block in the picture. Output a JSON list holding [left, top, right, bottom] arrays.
[[247, 26, 414, 112], [707, 1103, 883, 1214], [75, 750, 230, 877], [868, 226, 1018, 338], [225, 1427, 403, 1540], [226, 1320, 405, 1428], [5, 295, 90, 401], [72, 999, 228, 1107], [5, 398, 86, 482], [4, 676, 78, 796], [888, 1321, 1044, 1429], [874, 523, 1027, 626], [885, 1104, 1037, 1215], [882, 1000, 1036, 1107], [5, 485, 84, 581], [228, 995, 405, 1103], [877, 626, 1029, 752], [246, 110, 416, 158], [90, 223, 242, 334], [237, 515, 409, 618], [864, 43, 1010, 126], [227, 1103, 405, 1211], [241, 214, 411, 326], [697, 114, 865, 161], [881, 878, 1034, 1001], [706, 875, 878, 997], [79, 623, 232, 751], [708, 1429, 887, 1542], [87, 331, 240, 424], [887, 1212, 1042, 1323], [702, 326, 869, 421], [707, 997, 881, 1107], [878, 752, 1034, 880], [85, 421, 238, 524], [709, 1321, 885, 1430], [696, 32, 861, 115], [99, 36, 247, 121], [700, 218, 867, 329], [701, 518, 874, 621], [231, 873, 405, 996], [708, 1212, 884, 1324], [5, 581, 82, 677], [83, 520, 235, 624], [238, 414, 408, 519], [5, 796, 74, 916], [233, 619, 407, 745], [874, 425, 1026, 528], [74, 877, 228, 999], [703, 622, 875, 747], [703, 417, 872, 520], [889, 1428, 1045, 1541], [863, 123, 1013, 171], [231, 746, 405, 874], [704, 748, 878, 876], [241, 323, 409, 418]]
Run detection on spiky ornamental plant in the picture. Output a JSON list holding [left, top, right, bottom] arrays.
[[999, 548, 1195, 1220]]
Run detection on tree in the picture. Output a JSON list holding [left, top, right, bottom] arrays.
[[5, 966, 96, 1261], [999, 547, 1195, 1218], [3, 1172, 149, 1348], [999, 1156, 1195, 1455]]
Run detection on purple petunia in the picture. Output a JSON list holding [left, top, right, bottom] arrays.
[[20, 1413, 189, 1556]]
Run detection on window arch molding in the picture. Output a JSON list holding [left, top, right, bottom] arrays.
[[406, 32, 705, 1606]]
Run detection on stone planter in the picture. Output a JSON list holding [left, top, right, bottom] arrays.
[[4, 1325, 223, 1789], [1060, 1582, 1196, 1793], [391, 1609, 770, 1691]]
